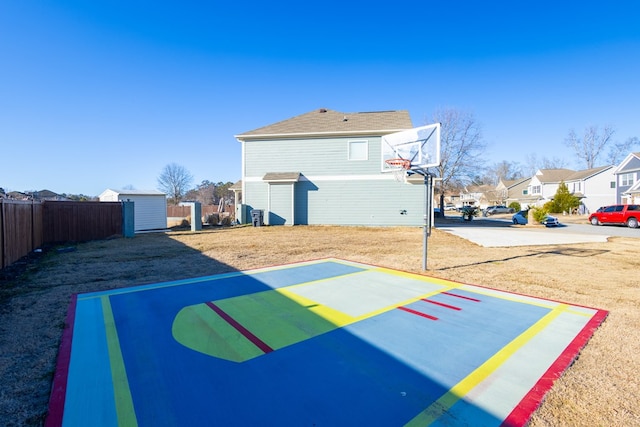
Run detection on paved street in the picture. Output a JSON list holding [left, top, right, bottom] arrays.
[[434, 214, 639, 247]]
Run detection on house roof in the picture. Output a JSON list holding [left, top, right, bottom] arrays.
[[624, 179, 640, 195], [565, 165, 613, 181], [613, 152, 640, 174], [535, 169, 575, 183], [262, 172, 301, 182], [500, 177, 530, 189], [235, 108, 413, 140]]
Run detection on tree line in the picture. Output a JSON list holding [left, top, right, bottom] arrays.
[[157, 163, 234, 206], [425, 107, 638, 209]]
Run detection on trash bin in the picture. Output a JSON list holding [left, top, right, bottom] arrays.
[[251, 209, 264, 227]]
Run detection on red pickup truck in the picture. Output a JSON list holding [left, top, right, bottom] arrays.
[[589, 204, 640, 228]]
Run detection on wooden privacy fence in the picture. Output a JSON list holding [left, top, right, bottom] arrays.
[[167, 205, 229, 218], [1, 200, 123, 270], [0, 200, 43, 270]]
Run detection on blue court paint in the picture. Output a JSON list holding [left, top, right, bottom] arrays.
[[49, 259, 607, 427]]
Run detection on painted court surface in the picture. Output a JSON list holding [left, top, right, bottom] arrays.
[[47, 259, 607, 426]]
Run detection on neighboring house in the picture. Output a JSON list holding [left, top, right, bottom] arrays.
[[498, 178, 530, 207], [613, 152, 640, 204], [564, 166, 616, 214], [99, 189, 167, 231], [234, 108, 432, 226], [524, 169, 574, 207], [458, 184, 495, 209]]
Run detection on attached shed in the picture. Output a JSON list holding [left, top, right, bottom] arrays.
[[99, 189, 167, 231]]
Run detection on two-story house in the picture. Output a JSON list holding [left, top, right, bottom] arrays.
[[498, 178, 530, 207], [563, 166, 615, 213], [614, 152, 640, 204], [525, 169, 574, 206], [234, 108, 431, 226]]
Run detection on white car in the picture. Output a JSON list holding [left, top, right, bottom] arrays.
[[512, 211, 559, 227]]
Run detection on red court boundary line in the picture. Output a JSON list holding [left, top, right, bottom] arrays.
[[398, 306, 438, 320], [501, 309, 609, 427], [442, 291, 481, 302], [205, 301, 274, 354], [421, 299, 461, 311], [45, 294, 78, 427]]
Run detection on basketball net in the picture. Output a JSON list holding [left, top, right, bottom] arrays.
[[385, 158, 411, 182]]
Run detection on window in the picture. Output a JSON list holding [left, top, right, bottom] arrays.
[[522, 189, 528, 195], [610, 181, 616, 188], [348, 140, 368, 161], [620, 173, 635, 186], [531, 185, 541, 194]]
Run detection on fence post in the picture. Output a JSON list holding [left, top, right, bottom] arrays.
[[122, 201, 135, 238]]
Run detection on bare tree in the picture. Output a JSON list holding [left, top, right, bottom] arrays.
[[426, 108, 487, 209], [157, 163, 193, 205], [524, 153, 569, 175], [483, 161, 523, 186], [607, 136, 639, 165], [564, 125, 615, 169]]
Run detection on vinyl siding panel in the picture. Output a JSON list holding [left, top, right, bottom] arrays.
[[244, 137, 382, 177], [123, 196, 167, 231], [269, 184, 293, 225], [296, 178, 425, 226]]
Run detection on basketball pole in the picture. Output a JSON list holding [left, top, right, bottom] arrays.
[[422, 172, 433, 270]]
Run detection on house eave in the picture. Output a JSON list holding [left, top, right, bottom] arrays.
[[235, 129, 408, 142]]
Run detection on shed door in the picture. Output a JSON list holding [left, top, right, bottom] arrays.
[[268, 183, 294, 225]]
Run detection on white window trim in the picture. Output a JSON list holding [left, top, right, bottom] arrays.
[[348, 140, 368, 161], [620, 173, 635, 186]]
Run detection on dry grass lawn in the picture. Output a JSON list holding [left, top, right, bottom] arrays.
[[0, 224, 638, 426]]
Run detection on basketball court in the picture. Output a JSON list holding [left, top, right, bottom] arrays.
[[47, 258, 607, 426]]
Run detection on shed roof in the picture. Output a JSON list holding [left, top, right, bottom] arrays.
[[235, 108, 413, 140], [101, 189, 165, 196]]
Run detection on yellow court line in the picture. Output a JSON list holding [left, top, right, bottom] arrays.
[[277, 274, 464, 325], [101, 296, 138, 427], [405, 303, 570, 426]]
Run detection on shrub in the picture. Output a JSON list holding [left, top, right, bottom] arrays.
[[531, 207, 549, 223], [508, 201, 521, 212]]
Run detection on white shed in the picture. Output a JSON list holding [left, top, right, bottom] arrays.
[[99, 189, 167, 232]]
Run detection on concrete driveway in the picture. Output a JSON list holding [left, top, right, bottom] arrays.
[[434, 216, 610, 247]]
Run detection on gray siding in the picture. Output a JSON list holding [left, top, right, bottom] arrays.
[[245, 137, 383, 177], [269, 184, 293, 225], [243, 135, 430, 226], [298, 178, 425, 226]]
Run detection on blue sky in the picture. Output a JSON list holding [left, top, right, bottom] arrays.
[[1, 1, 639, 196]]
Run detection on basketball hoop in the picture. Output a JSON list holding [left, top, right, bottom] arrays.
[[385, 158, 411, 182]]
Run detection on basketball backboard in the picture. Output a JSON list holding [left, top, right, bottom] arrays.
[[381, 123, 441, 173]]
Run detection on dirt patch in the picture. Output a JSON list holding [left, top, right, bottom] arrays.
[[1, 225, 638, 426]]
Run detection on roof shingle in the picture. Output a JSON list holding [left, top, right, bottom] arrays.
[[235, 108, 413, 139]]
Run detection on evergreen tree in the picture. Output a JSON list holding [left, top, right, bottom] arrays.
[[551, 182, 580, 214]]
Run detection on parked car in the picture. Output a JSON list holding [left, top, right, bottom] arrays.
[[484, 205, 515, 216], [444, 204, 457, 211], [588, 204, 640, 228], [512, 210, 560, 227], [541, 215, 560, 227], [512, 210, 528, 225]]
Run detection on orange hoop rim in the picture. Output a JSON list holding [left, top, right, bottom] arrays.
[[385, 158, 411, 170]]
